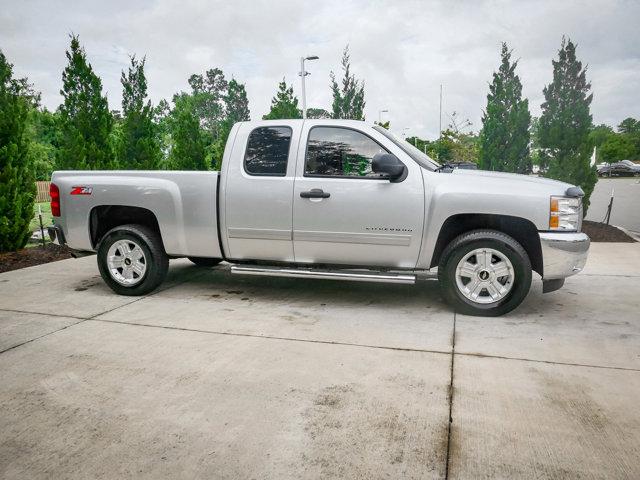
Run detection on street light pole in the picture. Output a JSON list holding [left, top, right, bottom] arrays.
[[439, 84, 443, 139], [300, 55, 319, 119], [300, 57, 307, 119], [378, 109, 388, 124]]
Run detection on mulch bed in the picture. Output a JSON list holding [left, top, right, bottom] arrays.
[[582, 220, 636, 243], [0, 244, 73, 274]]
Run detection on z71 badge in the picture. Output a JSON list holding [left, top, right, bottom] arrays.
[[70, 186, 93, 195]]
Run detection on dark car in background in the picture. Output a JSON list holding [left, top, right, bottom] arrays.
[[597, 160, 640, 177]]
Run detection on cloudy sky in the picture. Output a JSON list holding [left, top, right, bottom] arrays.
[[1, 0, 638, 139]]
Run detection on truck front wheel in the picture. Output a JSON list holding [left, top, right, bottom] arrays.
[[97, 224, 169, 296], [438, 230, 532, 316]]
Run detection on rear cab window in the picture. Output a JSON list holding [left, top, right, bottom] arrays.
[[244, 126, 292, 176]]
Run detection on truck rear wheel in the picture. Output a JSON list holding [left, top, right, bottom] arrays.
[[438, 230, 532, 316], [188, 257, 222, 267], [97, 224, 169, 296]]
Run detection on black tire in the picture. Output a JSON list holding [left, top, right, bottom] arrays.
[[187, 257, 222, 267], [438, 229, 532, 317], [97, 224, 169, 296]]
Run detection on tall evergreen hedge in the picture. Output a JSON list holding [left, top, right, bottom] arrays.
[[0, 50, 36, 251]]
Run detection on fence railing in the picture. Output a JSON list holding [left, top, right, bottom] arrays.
[[35, 181, 51, 203]]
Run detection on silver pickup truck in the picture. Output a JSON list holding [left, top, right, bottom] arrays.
[[48, 119, 589, 316]]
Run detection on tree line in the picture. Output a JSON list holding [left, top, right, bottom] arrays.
[[1, 35, 638, 251], [0, 39, 365, 250], [406, 38, 639, 214], [10, 39, 367, 181]]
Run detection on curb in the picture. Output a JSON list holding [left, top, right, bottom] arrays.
[[613, 225, 640, 242]]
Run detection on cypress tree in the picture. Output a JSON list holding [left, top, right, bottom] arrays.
[[0, 51, 36, 251], [263, 78, 301, 120], [479, 43, 531, 173], [330, 46, 365, 120], [57, 35, 113, 170], [118, 56, 161, 169], [539, 38, 597, 212]]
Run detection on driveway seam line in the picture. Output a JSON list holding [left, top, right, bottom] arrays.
[[444, 312, 456, 480], [84, 271, 211, 320], [0, 271, 206, 356], [89, 318, 453, 355], [0, 308, 88, 320], [456, 351, 640, 372], [579, 273, 640, 278], [88, 317, 640, 372], [0, 319, 86, 355]]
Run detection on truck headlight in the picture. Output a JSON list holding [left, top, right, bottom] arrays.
[[549, 196, 581, 231]]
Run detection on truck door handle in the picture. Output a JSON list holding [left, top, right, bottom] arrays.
[[300, 189, 330, 199]]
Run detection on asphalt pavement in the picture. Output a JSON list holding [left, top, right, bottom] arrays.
[[586, 177, 640, 234]]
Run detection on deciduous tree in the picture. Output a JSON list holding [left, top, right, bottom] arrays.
[[599, 134, 635, 163], [169, 99, 207, 171], [208, 78, 250, 169], [176, 69, 250, 169], [307, 107, 331, 119], [224, 78, 250, 125], [617, 117, 639, 134], [26, 108, 59, 180], [153, 99, 172, 167], [589, 124, 614, 150], [186, 68, 228, 139]]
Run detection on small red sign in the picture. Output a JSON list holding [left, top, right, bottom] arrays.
[[70, 186, 92, 195]]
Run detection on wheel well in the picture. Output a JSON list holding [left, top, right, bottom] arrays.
[[430, 214, 543, 275], [90, 205, 161, 248]]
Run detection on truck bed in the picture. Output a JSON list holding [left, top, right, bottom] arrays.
[[51, 170, 222, 258]]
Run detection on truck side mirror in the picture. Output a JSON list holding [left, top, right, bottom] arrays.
[[372, 153, 407, 182]]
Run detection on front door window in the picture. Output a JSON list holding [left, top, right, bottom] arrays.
[[305, 127, 390, 178]]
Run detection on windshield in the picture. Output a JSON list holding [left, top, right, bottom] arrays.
[[373, 125, 441, 171]]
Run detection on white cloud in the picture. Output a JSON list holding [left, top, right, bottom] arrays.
[[1, 0, 638, 138]]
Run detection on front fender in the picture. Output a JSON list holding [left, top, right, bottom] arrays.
[[417, 170, 564, 269]]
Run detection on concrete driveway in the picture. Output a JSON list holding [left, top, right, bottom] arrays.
[[1, 243, 639, 479]]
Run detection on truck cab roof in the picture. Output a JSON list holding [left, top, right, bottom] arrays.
[[235, 118, 373, 129]]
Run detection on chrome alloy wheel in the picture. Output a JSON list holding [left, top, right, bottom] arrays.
[[455, 248, 514, 304], [106, 239, 147, 286]]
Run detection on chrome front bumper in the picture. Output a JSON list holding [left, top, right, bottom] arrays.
[[539, 232, 590, 280]]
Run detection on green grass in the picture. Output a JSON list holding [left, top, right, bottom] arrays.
[[29, 202, 53, 232]]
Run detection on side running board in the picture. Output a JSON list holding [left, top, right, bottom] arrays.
[[230, 265, 416, 284]]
